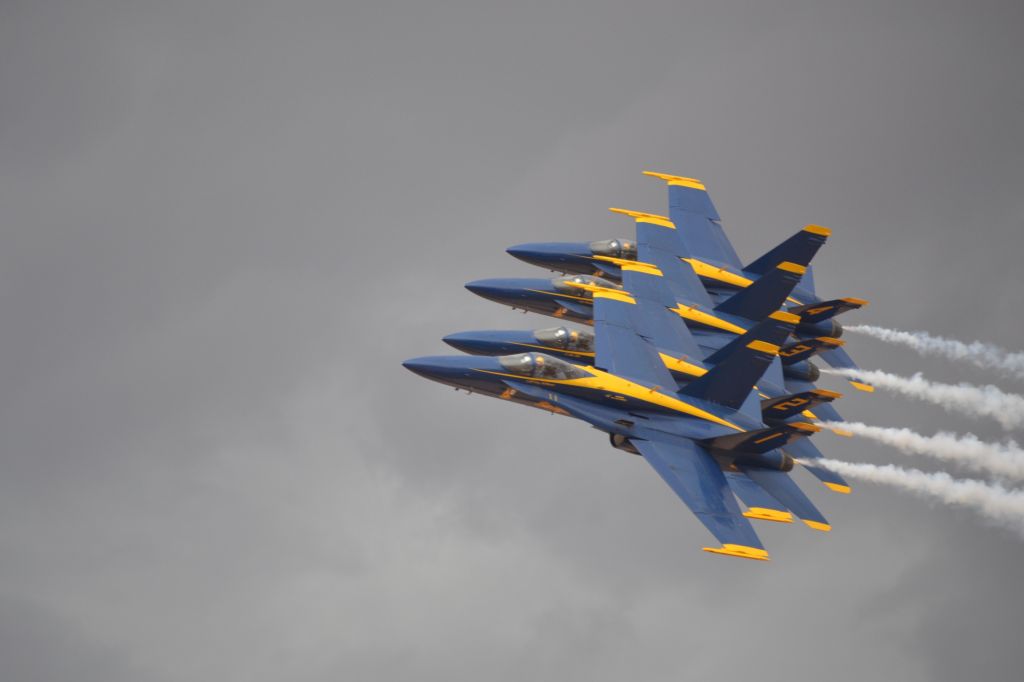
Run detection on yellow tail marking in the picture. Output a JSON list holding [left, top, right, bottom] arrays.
[[608, 207, 674, 229], [770, 310, 801, 324], [747, 340, 781, 354], [702, 544, 770, 561], [672, 303, 747, 335], [803, 520, 832, 532], [681, 258, 753, 288], [803, 224, 831, 237], [778, 261, 807, 275], [743, 508, 794, 523], [824, 482, 852, 494], [642, 170, 707, 191]]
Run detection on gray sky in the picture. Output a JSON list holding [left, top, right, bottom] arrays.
[[2, 0, 1024, 680]]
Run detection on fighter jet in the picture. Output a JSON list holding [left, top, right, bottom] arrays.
[[451, 252, 851, 494], [405, 281, 837, 560], [464, 210, 847, 418], [505, 172, 869, 389]]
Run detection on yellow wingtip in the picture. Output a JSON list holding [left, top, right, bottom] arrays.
[[743, 508, 794, 523], [642, 171, 707, 190], [850, 381, 875, 393], [825, 482, 853, 494], [803, 224, 831, 237], [842, 297, 870, 307], [702, 544, 770, 561], [803, 520, 832, 532], [830, 428, 854, 438], [608, 207, 674, 229]]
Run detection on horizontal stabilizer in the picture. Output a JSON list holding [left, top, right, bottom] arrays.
[[702, 421, 820, 455], [724, 470, 794, 523], [816, 346, 874, 392], [778, 337, 844, 365], [784, 438, 852, 493], [743, 225, 830, 276], [761, 388, 842, 422], [714, 262, 807, 322], [682, 312, 796, 409], [740, 466, 831, 530], [789, 297, 868, 324]]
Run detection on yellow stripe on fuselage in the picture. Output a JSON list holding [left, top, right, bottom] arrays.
[[475, 365, 742, 431], [681, 257, 805, 306], [672, 303, 748, 335], [659, 353, 707, 378], [525, 289, 593, 303]]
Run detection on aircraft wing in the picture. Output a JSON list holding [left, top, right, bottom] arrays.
[[632, 437, 769, 560], [592, 290, 679, 388], [643, 171, 744, 269]]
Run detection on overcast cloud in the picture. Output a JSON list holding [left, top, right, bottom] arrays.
[[2, 1, 1023, 680]]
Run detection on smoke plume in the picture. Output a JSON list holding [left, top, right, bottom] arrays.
[[813, 459, 1024, 536], [848, 325, 1024, 381], [822, 421, 1024, 481], [823, 367, 1024, 430]]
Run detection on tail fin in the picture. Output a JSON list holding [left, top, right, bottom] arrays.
[[680, 312, 797, 409], [778, 337, 845, 365], [800, 264, 817, 296], [739, 466, 831, 530], [789, 297, 868, 324], [761, 389, 842, 421], [714, 262, 807, 321], [743, 225, 830, 275]]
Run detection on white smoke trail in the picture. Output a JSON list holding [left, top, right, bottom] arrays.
[[823, 367, 1024, 431], [822, 421, 1024, 481], [847, 324, 1024, 381], [812, 459, 1024, 536]]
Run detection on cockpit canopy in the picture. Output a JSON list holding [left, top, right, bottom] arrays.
[[551, 274, 623, 296], [589, 238, 637, 260], [534, 326, 595, 353], [498, 352, 589, 380]]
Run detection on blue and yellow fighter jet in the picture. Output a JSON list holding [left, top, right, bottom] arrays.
[[464, 209, 851, 422], [406, 271, 837, 560], [504, 172, 870, 391], [451, 238, 852, 495]]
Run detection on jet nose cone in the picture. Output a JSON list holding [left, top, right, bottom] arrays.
[[464, 278, 513, 300], [401, 357, 437, 377], [441, 331, 477, 352]]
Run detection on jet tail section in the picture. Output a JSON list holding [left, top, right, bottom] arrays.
[[743, 225, 830, 276], [789, 297, 868, 324], [702, 421, 820, 456], [682, 311, 797, 410], [761, 388, 842, 422], [779, 336, 845, 365], [714, 262, 807, 321]]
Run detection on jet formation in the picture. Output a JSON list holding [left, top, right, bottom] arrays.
[[404, 172, 869, 561]]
